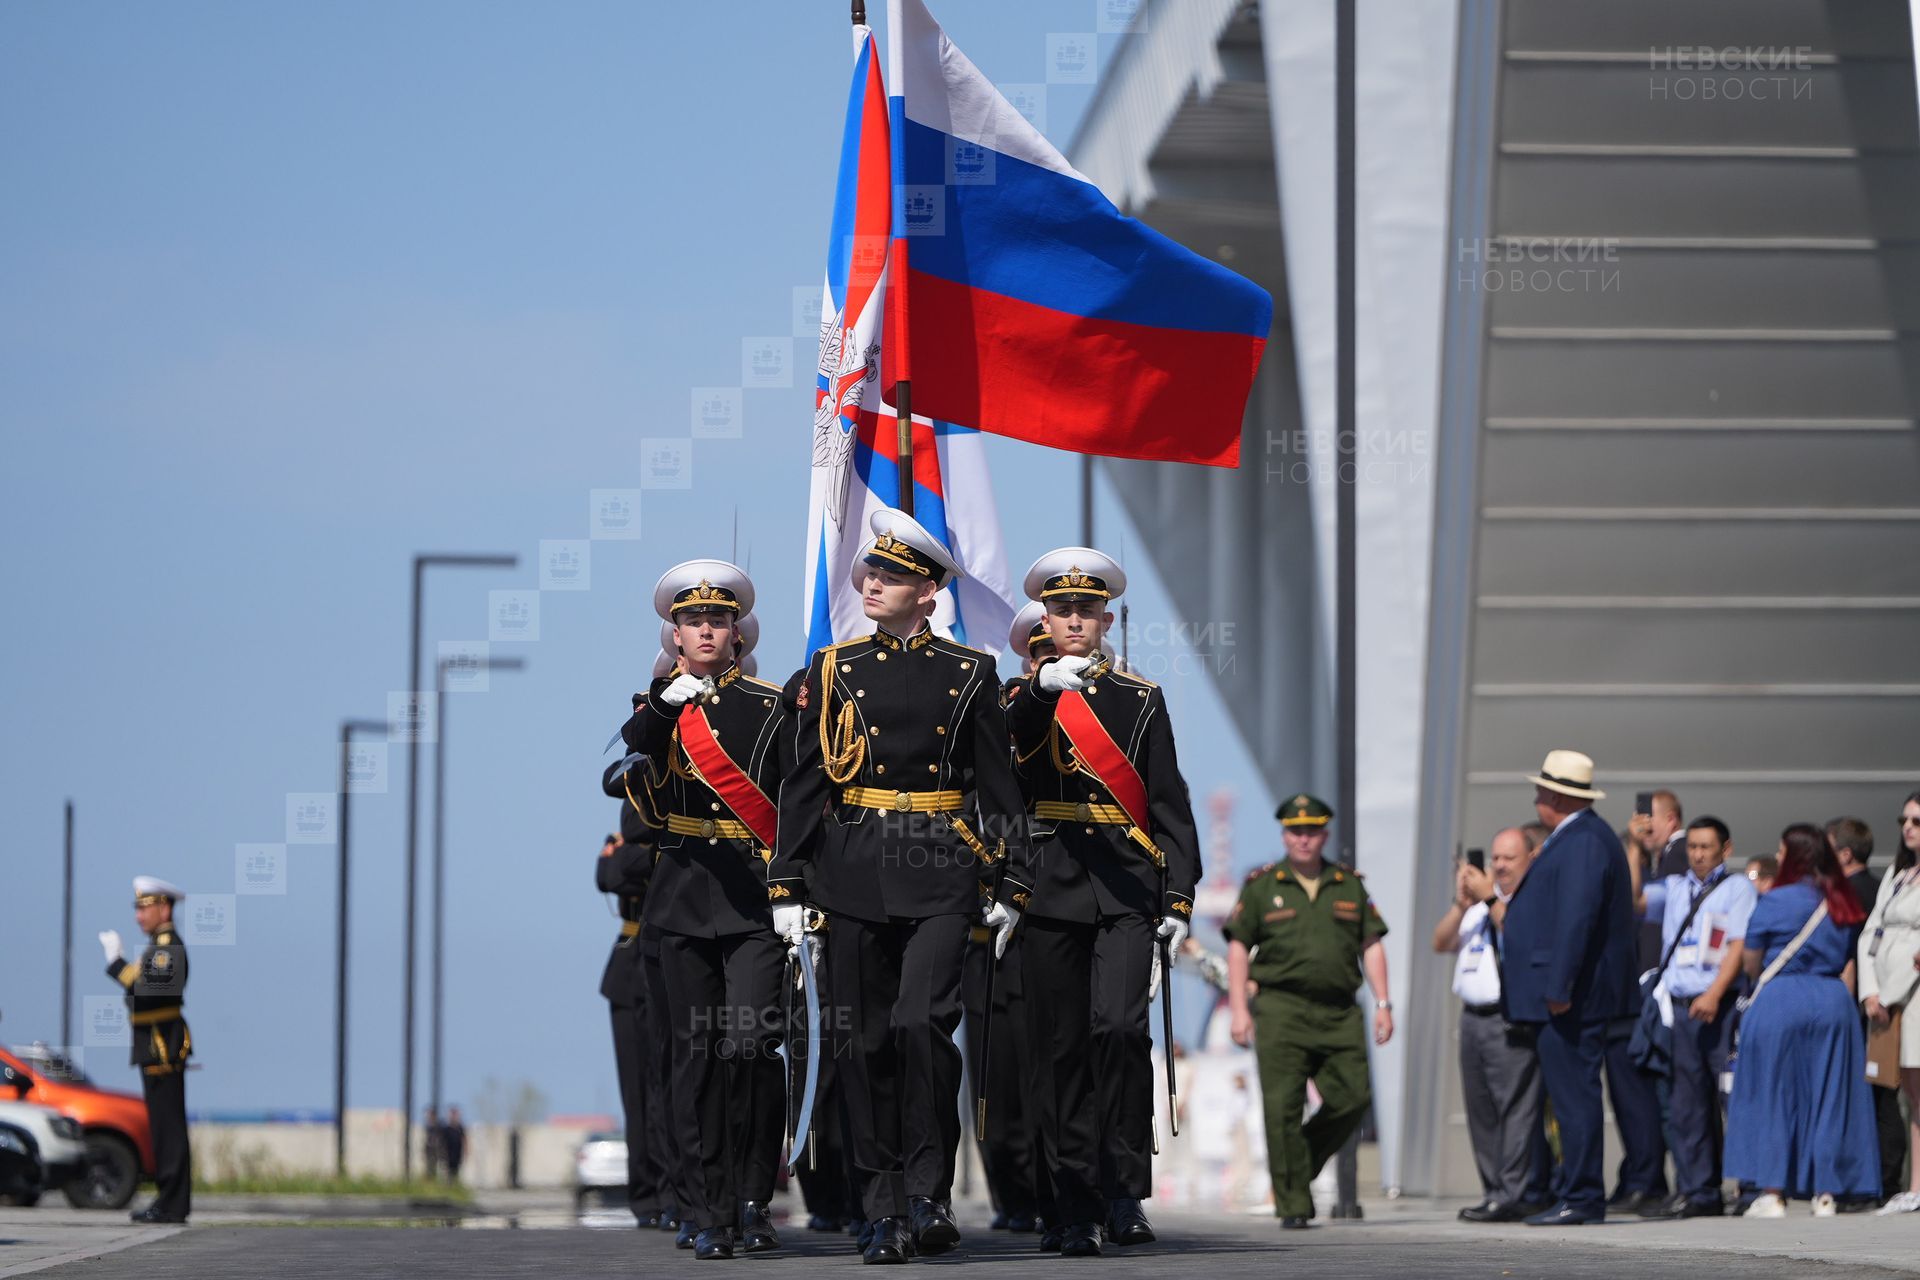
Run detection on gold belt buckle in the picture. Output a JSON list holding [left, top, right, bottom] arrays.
[[1075, 802, 1092, 822], [893, 791, 913, 813], [699, 818, 717, 838]]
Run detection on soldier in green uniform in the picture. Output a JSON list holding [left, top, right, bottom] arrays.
[[1223, 795, 1392, 1230]]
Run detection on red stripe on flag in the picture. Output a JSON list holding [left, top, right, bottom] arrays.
[[901, 269, 1262, 468], [854, 409, 946, 498], [843, 39, 892, 328]]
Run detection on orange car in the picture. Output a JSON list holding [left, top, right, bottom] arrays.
[[0, 1043, 153, 1209]]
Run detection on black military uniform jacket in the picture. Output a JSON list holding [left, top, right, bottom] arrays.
[[618, 663, 787, 939], [1007, 659, 1201, 924], [770, 626, 1028, 923], [108, 924, 190, 1074], [596, 763, 655, 1007]]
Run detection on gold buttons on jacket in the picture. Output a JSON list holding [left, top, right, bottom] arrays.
[[948, 688, 958, 696], [935, 725, 946, 735], [876, 652, 888, 661], [869, 726, 880, 736], [841, 663, 853, 672], [875, 763, 887, 774]]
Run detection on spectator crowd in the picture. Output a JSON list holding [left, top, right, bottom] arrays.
[[1433, 753, 1920, 1223]]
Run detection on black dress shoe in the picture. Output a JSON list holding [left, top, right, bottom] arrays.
[[1607, 1189, 1659, 1214], [694, 1227, 735, 1260], [908, 1196, 960, 1255], [661, 1215, 683, 1232], [1647, 1194, 1722, 1219], [1515, 1199, 1554, 1218], [129, 1207, 187, 1224], [635, 1213, 662, 1229], [676, 1220, 700, 1249], [1279, 1216, 1311, 1230], [1458, 1201, 1522, 1223], [1039, 1224, 1065, 1252], [1061, 1222, 1103, 1256], [1525, 1203, 1603, 1227], [738, 1200, 780, 1252], [990, 1210, 1011, 1230], [862, 1216, 914, 1265], [1105, 1196, 1155, 1245], [806, 1213, 840, 1232], [1005, 1212, 1038, 1233]]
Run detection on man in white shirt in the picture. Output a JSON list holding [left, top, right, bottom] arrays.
[[1639, 816, 1756, 1219], [1431, 826, 1545, 1221]]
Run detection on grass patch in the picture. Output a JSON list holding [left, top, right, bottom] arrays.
[[191, 1172, 474, 1203]]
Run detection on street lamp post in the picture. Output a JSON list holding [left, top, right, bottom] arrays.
[[336, 718, 389, 1179], [429, 654, 524, 1119], [402, 553, 516, 1182]]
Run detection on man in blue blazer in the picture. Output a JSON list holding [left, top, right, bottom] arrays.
[[1501, 750, 1641, 1225]]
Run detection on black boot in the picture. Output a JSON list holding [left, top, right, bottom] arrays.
[[908, 1196, 960, 1255], [862, 1215, 914, 1264], [675, 1219, 699, 1249], [739, 1200, 780, 1252]]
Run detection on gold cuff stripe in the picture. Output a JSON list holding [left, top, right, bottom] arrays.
[[620, 920, 641, 939], [130, 1008, 181, 1026]]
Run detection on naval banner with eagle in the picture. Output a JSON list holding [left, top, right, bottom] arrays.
[[802, 20, 1014, 660]]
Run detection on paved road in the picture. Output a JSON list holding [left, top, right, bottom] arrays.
[[8, 1197, 1920, 1278]]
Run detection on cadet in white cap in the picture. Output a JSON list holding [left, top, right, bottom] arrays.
[[1006, 547, 1201, 1254], [609, 560, 788, 1258], [102, 877, 193, 1222], [770, 507, 1030, 1262]]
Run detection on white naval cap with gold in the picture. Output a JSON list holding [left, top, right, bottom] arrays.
[[855, 507, 962, 589], [1022, 547, 1126, 604], [658, 613, 759, 659], [1009, 600, 1051, 655], [652, 559, 755, 623], [133, 875, 185, 905]]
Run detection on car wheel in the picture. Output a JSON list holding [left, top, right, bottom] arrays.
[[63, 1133, 139, 1210]]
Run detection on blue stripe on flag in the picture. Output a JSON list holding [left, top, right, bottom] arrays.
[[806, 525, 836, 659], [825, 39, 873, 304]]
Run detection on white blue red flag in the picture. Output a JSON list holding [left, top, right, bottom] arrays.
[[885, 0, 1272, 468], [803, 22, 1016, 658]]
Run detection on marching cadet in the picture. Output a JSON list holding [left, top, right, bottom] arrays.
[[101, 876, 192, 1224], [770, 507, 1029, 1264], [617, 565, 788, 1261], [1223, 795, 1394, 1230], [598, 747, 667, 1227], [1005, 549, 1201, 1257]]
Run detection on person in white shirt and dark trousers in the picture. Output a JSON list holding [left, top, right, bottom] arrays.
[[1640, 816, 1756, 1218], [1433, 827, 1549, 1222]]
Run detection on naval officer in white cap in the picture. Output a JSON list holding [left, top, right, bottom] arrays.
[[1005, 548, 1201, 1255], [770, 507, 1031, 1262], [102, 876, 193, 1222]]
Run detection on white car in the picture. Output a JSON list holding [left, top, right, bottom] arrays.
[[573, 1130, 627, 1210], [0, 1100, 87, 1205]]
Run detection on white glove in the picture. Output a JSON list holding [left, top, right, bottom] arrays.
[[99, 930, 123, 964], [660, 673, 708, 707], [1036, 655, 1093, 693], [983, 900, 1022, 960], [1148, 917, 1189, 1000], [773, 905, 805, 946]]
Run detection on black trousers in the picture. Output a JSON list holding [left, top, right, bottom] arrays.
[[829, 913, 970, 1222], [1024, 913, 1155, 1227], [639, 941, 684, 1220], [658, 930, 784, 1230], [962, 934, 1038, 1217], [141, 1069, 191, 1219], [609, 1000, 667, 1219]]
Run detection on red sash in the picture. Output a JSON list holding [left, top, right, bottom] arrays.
[[1054, 691, 1152, 834], [677, 704, 779, 848]]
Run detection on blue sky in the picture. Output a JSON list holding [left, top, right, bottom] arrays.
[[0, 0, 1276, 1118]]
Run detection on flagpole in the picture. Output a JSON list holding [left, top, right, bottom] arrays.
[[896, 382, 914, 515]]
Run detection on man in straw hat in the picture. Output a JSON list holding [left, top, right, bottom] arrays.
[[770, 507, 1029, 1263], [1501, 750, 1641, 1226]]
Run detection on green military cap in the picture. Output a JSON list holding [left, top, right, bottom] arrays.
[[1275, 793, 1334, 828]]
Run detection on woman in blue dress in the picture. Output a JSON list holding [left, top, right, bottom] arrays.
[[1724, 824, 1877, 1216]]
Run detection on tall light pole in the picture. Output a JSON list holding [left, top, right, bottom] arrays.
[[403, 553, 516, 1182], [61, 800, 74, 1051], [430, 653, 525, 1118], [335, 718, 389, 1179]]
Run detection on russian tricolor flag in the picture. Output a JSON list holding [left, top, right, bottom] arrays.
[[885, 0, 1272, 468], [803, 21, 1016, 658]]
